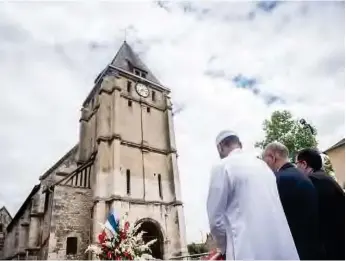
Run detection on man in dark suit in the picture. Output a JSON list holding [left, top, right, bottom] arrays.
[[297, 148, 345, 260], [262, 142, 325, 260]]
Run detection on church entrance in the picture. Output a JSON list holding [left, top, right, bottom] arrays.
[[137, 219, 164, 260]]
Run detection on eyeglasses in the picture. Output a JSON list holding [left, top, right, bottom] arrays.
[[295, 160, 305, 166]]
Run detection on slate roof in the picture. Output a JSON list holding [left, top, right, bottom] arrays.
[[109, 41, 161, 85], [324, 138, 345, 153], [86, 41, 166, 106]]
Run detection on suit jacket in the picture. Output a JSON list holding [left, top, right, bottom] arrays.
[[309, 170, 345, 260], [276, 163, 325, 260]]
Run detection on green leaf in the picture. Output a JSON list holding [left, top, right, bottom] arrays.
[[256, 110, 318, 161]]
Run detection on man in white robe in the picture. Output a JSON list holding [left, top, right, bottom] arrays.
[[207, 130, 299, 260]]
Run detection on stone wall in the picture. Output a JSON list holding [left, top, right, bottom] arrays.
[[3, 222, 18, 259], [40, 145, 79, 186], [39, 187, 54, 259], [105, 200, 187, 259], [327, 145, 345, 188], [3, 186, 41, 260], [3, 207, 31, 259], [0, 207, 12, 259], [47, 185, 93, 259]]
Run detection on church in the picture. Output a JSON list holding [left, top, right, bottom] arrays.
[[0, 41, 188, 260]]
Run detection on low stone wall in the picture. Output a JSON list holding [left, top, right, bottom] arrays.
[[47, 185, 93, 259]]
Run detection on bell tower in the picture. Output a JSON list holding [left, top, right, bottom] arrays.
[[78, 41, 187, 258]]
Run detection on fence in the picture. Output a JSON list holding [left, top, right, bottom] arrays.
[[169, 252, 210, 260]]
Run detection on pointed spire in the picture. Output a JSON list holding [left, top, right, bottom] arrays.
[[110, 41, 161, 85]]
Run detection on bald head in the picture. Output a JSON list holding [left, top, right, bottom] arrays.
[[264, 142, 289, 159], [262, 142, 290, 171]]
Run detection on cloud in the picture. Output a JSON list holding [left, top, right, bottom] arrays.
[[0, 1, 344, 245]]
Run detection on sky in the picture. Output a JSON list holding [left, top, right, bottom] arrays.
[[0, 1, 344, 244]]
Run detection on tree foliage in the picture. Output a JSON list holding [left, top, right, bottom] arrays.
[[255, 110, 318, 159], [321, 153, 337, 180], [187, 243, 208, 255]]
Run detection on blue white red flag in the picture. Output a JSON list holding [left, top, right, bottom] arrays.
[[104, 209, 119, 235]]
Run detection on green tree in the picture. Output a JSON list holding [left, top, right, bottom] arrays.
[[255, 110, 318, 160], [187, 243, 208, 255], [321, 153, 337, 180]]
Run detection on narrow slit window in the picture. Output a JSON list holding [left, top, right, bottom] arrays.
[[127, 81, 132, 92], [152, 91, 156, 101], [147, 107, 151, 113], [66, 237, 78, 255], [128, 100, 132, 107], [126, 169, 131, 195], [158, 174, 162, 198], [0, 224, 3, 233]]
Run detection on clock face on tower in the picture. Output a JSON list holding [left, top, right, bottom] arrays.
[[136, 83, 149, 98]]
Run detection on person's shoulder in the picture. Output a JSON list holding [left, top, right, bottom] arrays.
[[278, 167, 313, 185], [210, 159, 228, 175], [310, 170, 333, 181], [278, 166, 302, 178], [310, 171, 345, 192]]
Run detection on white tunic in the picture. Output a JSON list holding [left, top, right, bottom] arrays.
[[207, 149, 299, 260]]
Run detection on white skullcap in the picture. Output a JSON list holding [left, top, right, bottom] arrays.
[[215, 130, 238, 146]]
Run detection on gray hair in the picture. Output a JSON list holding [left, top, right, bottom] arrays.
[[264, 142, 289, 159]]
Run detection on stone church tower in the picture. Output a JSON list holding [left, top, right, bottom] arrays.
[[80, 41, 188, 259], [2, 42, 187, 260]]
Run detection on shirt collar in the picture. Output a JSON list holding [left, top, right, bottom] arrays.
[[229, 148, 242, 155], [278, 162, 294, 172]]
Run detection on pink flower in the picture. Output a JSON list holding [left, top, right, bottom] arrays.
[[124, 251, 133, 260], [120, 231, 127, 240], [98, 231, 107, 244], [124, 221, 130, 232]]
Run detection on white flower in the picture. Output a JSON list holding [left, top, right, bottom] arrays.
[[87, 214, 158, 259], [85, 245, 102, 255]]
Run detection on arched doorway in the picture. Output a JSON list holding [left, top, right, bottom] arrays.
[[136, 219, 164, 260]]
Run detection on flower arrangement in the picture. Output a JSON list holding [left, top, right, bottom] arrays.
[[86, 209, 157, 260]]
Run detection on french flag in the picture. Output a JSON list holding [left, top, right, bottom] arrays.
[[104, 209, 119, 235]]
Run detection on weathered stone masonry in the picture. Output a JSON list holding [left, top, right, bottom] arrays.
[[2, 41, 188, 260]]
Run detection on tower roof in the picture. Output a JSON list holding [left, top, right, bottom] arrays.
[[110, 41, 161, 85], [87, 41, 166, 106]]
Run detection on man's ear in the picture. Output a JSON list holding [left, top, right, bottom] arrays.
[[217, 144, 221, 153]]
